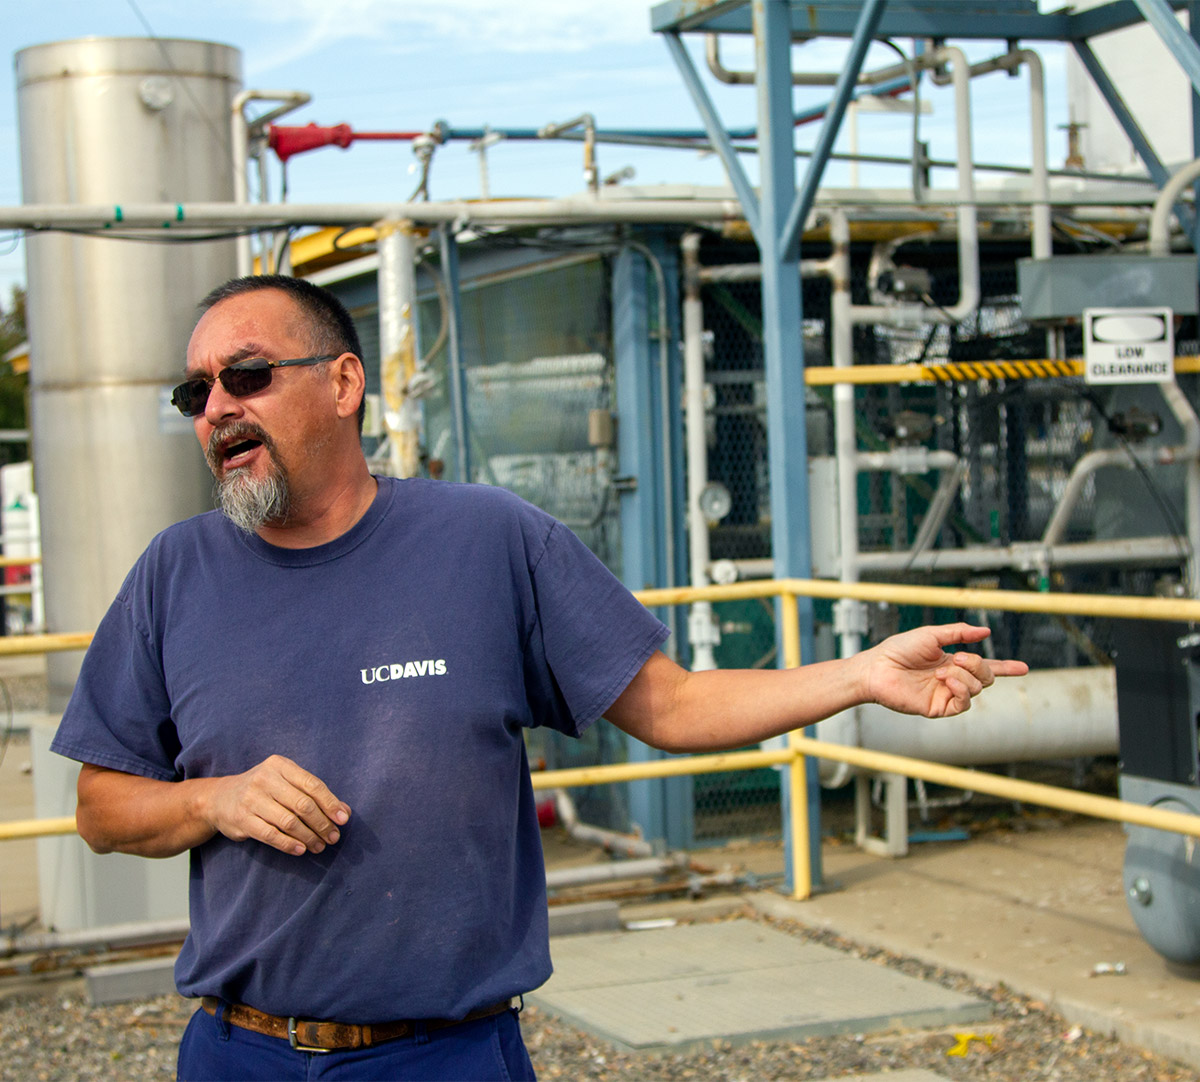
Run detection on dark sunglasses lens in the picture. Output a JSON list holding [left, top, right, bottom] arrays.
[[171, 380, 210, 417], [219, 364, 273, 399]]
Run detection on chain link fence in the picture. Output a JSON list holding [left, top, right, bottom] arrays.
[[335, 225, 1198, 844]]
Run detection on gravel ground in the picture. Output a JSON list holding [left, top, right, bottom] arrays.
[[3, 911, 1198, 1082]]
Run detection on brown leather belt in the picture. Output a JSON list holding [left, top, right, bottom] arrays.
[[200, 996, 513, 1053]]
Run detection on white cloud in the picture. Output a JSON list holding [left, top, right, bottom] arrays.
[[232, 0, 657, 73]]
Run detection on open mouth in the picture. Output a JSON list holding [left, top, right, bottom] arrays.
[[223, 437, 261, 464], [207, 422, 272, 475]]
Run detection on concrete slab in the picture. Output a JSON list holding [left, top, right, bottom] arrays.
[[84, 956, 177, 1006], [531, 919, 989, 1053], [547, 901, 621, 937]]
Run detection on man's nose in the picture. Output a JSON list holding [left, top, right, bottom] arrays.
[[203, 376, 243, 425]]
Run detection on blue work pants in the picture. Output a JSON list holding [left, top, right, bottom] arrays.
[[177, 1001, 537, 1081]]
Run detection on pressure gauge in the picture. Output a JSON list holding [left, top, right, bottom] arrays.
[[698, 481, 732, 523]]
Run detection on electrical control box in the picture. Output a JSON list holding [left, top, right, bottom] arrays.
[[1017, 254, 1199, 322]]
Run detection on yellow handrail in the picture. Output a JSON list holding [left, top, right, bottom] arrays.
[[7, 577, 1200, 908], [0, 815, 76, 841]]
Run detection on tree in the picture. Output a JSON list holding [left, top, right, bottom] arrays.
[[0, 287, 28, 467]]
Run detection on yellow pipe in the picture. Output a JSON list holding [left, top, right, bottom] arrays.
[[0, 555, 40, 569], [531, 747, 792, 790], [780, 592, 812, 901], [528, 741, 1200, 839], [0, 632, 92, 656], [802, 355, 1200, 386], [635, 579, 1200, 623], [797, 737, 1200, 839], [0, 815, 76, 841]]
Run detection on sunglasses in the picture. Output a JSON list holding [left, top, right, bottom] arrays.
[[170, 355, 337, 417]]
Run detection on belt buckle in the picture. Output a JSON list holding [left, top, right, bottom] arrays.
[[288, 1016, 333, 1054]]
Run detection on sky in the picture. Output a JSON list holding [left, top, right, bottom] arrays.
[[0, 0, 1077, 305]]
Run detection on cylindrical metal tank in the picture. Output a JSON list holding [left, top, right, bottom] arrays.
[[16, 38, 242, 707]]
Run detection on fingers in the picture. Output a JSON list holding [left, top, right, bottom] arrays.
[[928, 623, 992, 647], [208, 756, 351, 857]]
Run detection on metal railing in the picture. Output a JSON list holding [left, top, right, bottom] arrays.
[[5, 578, 1200, 905]]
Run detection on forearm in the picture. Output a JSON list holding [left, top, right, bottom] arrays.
[[607, 652, 870, 753], [76, 764, 221, 858]]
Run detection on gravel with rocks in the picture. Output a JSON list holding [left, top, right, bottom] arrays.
[[2, 912, 1198, 1082]]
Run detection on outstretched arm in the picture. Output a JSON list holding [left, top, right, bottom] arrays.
[[605, 623, 1028, 754]]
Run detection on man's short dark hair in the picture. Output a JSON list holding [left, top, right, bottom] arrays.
[[198, 275, 366, 432]]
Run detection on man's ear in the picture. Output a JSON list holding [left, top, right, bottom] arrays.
[[332, 353, 366, 420]]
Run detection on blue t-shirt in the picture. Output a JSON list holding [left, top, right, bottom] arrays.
[[52, 477, 669, 1021]]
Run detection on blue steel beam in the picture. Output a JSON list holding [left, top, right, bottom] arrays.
[[752, 0, 823, 892], [651, 0, 1187, 41], [783, 0, 890, 258], [614, 241, 695, 849], [1134, 0, 1200, 94], [1072, 39, 1196, 236], [662, 32, 762, 242]]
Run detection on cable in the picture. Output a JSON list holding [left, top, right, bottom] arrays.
[[123, 0, 234, 171], [1073, 382, 1193, 587]]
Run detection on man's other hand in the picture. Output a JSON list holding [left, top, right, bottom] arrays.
[[857, 623, 1029, 719]]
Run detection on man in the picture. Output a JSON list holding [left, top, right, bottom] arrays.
[[52, 275, 1027, 1081]]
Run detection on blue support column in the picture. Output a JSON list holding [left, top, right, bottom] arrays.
[[1135, 0, 1200, 94], [1191, 2, 1200, 262], [613, 238, 694, 849], [751, 0, 823, 892]]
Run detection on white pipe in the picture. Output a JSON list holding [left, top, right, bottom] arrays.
[[1149, 157, 1200, 256], [855, 448, 959, 473], [1017, 50, 1053, 260], [230, 90, 312, 276], [681, 232, 717, 671], [817, 666, 1118, 786], [1042, 381, 1200, 557], [552, 789, 653, 858], [545, 854, 689, 890], [716, 534, 1187, 578], [377, 221, 421, 478], [2, 918, 189, 958], [849, 45, 980, 328], [0, 189, 1166, 232], [827, 209, 860, 787]]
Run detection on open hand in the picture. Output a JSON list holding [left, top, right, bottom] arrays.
[[859, 623, 1028, 718]]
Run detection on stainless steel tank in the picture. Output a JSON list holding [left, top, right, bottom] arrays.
[[16, 38, 242, 707]]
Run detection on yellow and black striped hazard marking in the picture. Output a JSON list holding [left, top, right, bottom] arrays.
[[805, 355, 1200, 386]]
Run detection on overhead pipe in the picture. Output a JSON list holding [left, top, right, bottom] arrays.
[[704, 31, 922, 88], [230, 90, 311, 275], [927, 46, 1051, 257], [848, 45, 981, 328], [539, 114, 599, 194], [1149, 157, 1200, 255]]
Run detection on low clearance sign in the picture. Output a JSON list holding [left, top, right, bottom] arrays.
[[1083, 307, 1175, 384]]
